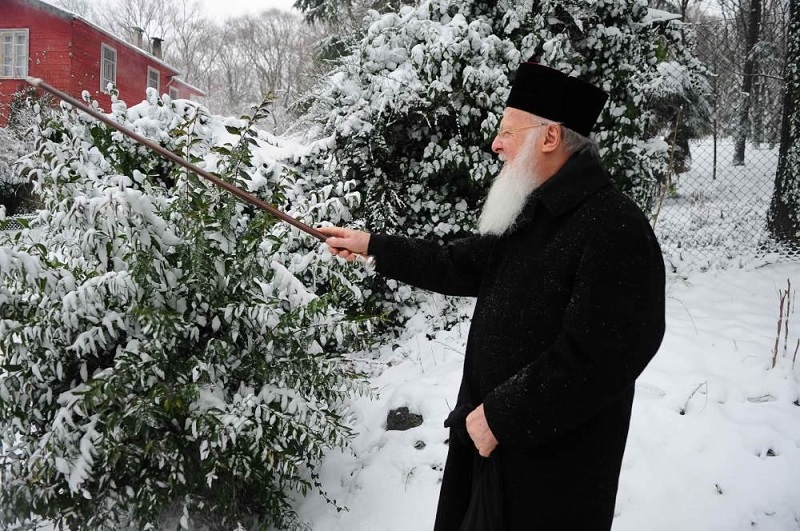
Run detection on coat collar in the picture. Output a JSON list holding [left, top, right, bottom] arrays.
[[525, 148, 611, 219]]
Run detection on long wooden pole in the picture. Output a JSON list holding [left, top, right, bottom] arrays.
[[26, 77, 328, 242]]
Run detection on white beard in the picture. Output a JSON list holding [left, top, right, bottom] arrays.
[[478, 144, 541, 236]]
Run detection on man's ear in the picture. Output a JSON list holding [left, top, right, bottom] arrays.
[[540, 124, 562, 153]]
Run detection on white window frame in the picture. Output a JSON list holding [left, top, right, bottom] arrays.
[[100, 43, 117, 93], [169, 86, 179, 100], [0, 29, 29, 79], [147, 66, 160, 91]]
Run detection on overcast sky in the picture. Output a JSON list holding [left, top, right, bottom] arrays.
[[199, 0, 297, 19]]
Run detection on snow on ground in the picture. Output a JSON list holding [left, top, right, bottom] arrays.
[[296, 262, 800, 530]]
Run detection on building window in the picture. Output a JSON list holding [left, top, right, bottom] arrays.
[[101, 44, 117, 92], [147, 67, 160, 91], [0, 29, 29, 79], [169, 86, 179, 100]]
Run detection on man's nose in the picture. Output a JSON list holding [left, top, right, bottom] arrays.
[[491, 136, 502, 153]]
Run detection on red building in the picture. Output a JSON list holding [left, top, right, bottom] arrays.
[[0, 0, 205, 125]]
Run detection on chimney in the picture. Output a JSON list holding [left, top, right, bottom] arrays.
[[151, 37, 163, 59], [132, 27, 144, 48]]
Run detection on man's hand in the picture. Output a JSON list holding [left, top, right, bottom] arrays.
[[318, 226, 371, 261], [466, 403, 499, 457]]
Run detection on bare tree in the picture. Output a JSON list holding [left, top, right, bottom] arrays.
[[203, 39, 258, 116], [689, 0, 789, 163], [750, 0, 792, 146], [53, 0, 187, 57], [212, 10, 326, 128], [51, 0, 95, 18], [230, 11, 316, 99], [57, 0, 334, 129], [94, 0, 180, 51], [767, 0, 800, 247], [163, 0, 225, 88], [731, 0, 763, 165]]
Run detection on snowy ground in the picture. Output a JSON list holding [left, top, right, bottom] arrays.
[[295, 262, 800, 530]]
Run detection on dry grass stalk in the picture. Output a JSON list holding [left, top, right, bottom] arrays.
[[772, 279, 796, 369]]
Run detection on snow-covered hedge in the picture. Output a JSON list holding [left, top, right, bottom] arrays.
[[0, 127, 27, 203], [303, 0, 706, 230], [0, 90, 370, 530], [292, 0, 706, 322], [0, 87, 41, 216]]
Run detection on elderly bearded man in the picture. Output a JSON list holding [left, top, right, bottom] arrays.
[[320, 63, 666, 531]]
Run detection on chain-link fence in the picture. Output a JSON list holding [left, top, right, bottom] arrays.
[[653, 137, 781, 273], [651, 17, 791, 273], [0, 214, 34, 231]]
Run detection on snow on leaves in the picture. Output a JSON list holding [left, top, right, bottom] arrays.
[[296, 0, 705, 323], [0, 91, 370, 530], [309, 0, 706, 226]]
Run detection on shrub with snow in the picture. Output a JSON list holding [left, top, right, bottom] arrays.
[[0, 87, 45, 215], [293, 0, 707, 320], [0, 89, 370, 530], [301, 0, 708, 229], [0, 127, 28, 214]]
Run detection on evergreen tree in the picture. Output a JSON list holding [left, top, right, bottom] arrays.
[[644, 16, 712, 176], [767, 0, 800, 248], [294, 0, 707, 317], [0, 89, 369, 530]]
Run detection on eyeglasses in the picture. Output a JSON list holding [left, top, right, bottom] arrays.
[[495, 122, 552, 141]]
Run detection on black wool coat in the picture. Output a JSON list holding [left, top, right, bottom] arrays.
[[367, 148, 666, 531]]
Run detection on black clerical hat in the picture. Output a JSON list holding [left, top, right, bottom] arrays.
[[506, 63, 608, 137]]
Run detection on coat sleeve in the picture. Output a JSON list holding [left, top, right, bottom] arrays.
[[367, 233, 493, 297], [481, 215, 666, 449]]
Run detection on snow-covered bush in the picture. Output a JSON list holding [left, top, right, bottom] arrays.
[[0, 126, 28, 213], [0, 89, 370, 530], [0, 87, 45, 215], [643, 16, 712, 177], [292, 0, 706, 320], [301, 0, 709, 230]]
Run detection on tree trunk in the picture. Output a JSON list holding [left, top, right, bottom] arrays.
[[767, 0, 800, 247], [733, 0, 763, 166]]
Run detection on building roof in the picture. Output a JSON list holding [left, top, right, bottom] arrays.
[[170, 77, 206, 95]]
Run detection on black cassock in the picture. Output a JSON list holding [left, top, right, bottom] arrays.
[[367, 148, 666, 531]]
